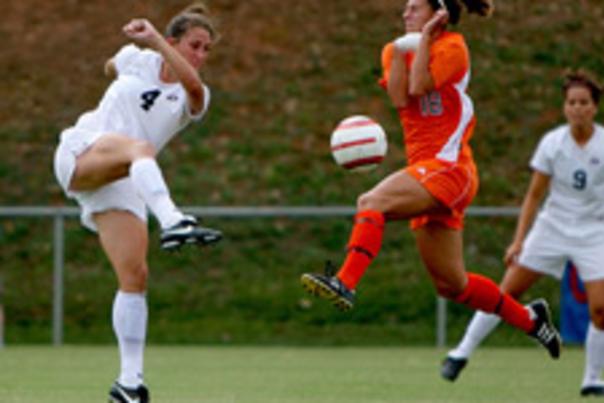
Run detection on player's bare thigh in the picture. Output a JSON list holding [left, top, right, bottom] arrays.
[[357, 170, 447, 220], [70, 134, 156, 192]]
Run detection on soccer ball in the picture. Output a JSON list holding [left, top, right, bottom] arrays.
[[330, 115, 388, 172]]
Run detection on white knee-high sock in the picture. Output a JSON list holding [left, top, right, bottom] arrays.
[[113, 291, 148, 388], [449, 311, 501, 359], [583, 323, 604, 387], [130, 158, 184, 229]]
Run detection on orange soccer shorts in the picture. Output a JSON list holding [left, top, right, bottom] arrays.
[[405, 158, 479, 230]]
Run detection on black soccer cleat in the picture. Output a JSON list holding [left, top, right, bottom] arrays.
[[301, 262, 356, 311], [527, 298, 562, 359], [440, 356, 468, 382], [108, 382, 149, 403], [160, 215, 222, 251], [581, 384, 604, 397]]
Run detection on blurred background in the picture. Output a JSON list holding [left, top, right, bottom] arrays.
[[0, 0, 602, 345]]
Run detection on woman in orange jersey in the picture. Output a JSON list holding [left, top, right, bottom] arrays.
[[301, 0, 561, 357]]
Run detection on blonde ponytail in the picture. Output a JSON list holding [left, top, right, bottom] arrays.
[[183, 2, 210, 17], [165, 2, 218, 41]]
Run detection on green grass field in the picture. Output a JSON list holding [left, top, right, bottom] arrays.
[[0, 346, 588, 402]]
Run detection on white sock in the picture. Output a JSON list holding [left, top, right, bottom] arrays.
[[449, 311, 501, 359], [130, 158, 184, 229], [583, 323, 604, 387], [112, 291, 148, 388]]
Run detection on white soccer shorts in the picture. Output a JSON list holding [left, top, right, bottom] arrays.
[[518, 217, 604, 282], [53, 129, 147, 232]]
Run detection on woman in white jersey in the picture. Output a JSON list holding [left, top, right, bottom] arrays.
[[441, 70, 604, 397], [53, 3, 220, 402]]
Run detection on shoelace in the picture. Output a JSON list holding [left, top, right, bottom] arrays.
[[536, 324, 556, 343], [324, 260, 337, 277]]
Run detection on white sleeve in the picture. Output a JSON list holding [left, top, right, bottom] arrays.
[[529, 133, 554, 175], [187, 85, 211, 122], [113, 44, 141, 75]]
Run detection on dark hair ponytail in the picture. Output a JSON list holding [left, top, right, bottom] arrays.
[[165, 2, 218, 41], [429, 0, 494, 25], [460, 0, 494, 17], [563, 69, 602, 105]]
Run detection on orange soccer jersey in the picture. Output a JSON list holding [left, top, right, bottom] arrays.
[[380, 31, 479, 229]]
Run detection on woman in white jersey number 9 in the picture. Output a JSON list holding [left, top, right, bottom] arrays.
[[443, 69, 604, 397], [53, 3, 221, 402]]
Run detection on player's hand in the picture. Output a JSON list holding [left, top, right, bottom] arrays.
[[504, 242, 522, 268], [421, 9, 449, 40], [123, 18, 161, 48]]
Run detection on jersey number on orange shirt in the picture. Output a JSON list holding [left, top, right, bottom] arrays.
[[420, 91, 443, 117]]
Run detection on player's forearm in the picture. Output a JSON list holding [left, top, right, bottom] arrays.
[[514, 201, 535, 244], [408, 35, 433, 96], [154, 39, 205, 107], [513, 196, 539, 245], [513, 172, 549, 245], [387, 51, 409, 108]]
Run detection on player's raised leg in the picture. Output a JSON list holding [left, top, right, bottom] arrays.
[[301, 171, 437, 311], [300, 209, 384, 311], [72, 134, 222, 250]]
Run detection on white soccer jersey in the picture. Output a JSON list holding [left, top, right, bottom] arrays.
[[61, 44, 210, 152], [530, 123, 604, 239]]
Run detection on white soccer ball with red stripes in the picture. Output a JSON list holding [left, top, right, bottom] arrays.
[[330, 115, 388, 172]]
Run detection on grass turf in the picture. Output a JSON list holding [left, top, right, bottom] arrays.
[[0, 346, 587, 402]]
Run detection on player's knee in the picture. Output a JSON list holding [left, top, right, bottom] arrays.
[[434, 278, 466, 299], [357, 191, 383, 211], [357, 192, 371, 210], [590, 305, 604, 330], [118, 263, 148, 292]]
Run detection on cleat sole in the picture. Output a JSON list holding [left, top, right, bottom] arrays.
[[300, 274, 353, 312], [161, 231, 223, 251], [161, 241, 181, 251]]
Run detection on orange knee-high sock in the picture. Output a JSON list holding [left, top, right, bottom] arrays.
[[336, 210, 385, 290], [455, 273, 534, 333]]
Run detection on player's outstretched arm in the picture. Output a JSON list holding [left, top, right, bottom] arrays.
[[387, 47, 410, 108], [504, 171, 550, 267], [123, 18, 205, 114], [409, 9, 448, 96]]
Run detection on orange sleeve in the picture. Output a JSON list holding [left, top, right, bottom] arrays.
[[379, 43, 415, 90], [429, 36, 469, 89], [378, 43, 395, 90]]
